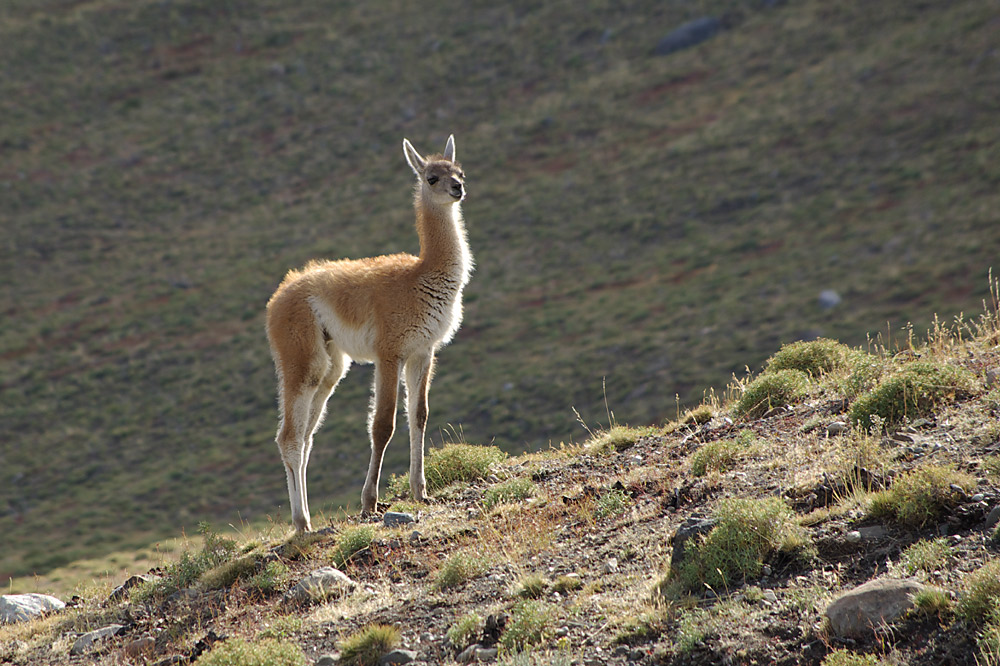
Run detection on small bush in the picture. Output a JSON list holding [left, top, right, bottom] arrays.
[[247, 560, 290, 596], [867, 464, 976, 528], [201, 552, 265, 590], [958, 560, 1000, 623], [594, 487, 630, 520], [515, 574, 548, 599], [840, 354, 888, 400], [675, 607, 712, 655], [979, 606, 1000, 663], [499, 600, 554, 653], [332, 525, 376, 568], [137, 524, 240, 600], [588, 425, 652, 453], [258, 616, 303, 640], [447, 612, 483, 650], [552, 574, 583, 594], [766, 338, 852, 376], [673, 497, 810, 592], [339, 624, 401, 666], [197, 638, 307, 666], [435, 552, 489, 590], [425, 443, 508, 492], [484, 478, 537, 510], [848, 361, 976, 431], [821, 650, 886, 666], [734, 370, 809, 419], [900, 538, 953, 575], [691, 430, 758, 476], [913, 587, 952, 618]]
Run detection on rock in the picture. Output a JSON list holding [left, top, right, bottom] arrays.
[[475, 647, 498, 662], [826, 578, 925, 638], [379, 648, 417, 665], [125, 636, 156, 658], [985, 505, 1000, 528], [602, 558, 619, 574], [845, 530, 862, 543], [108, 574, 159, 603], [316, 654, 339, 666], [70, 624, 124, 655], [818, 290, 842, 310], [826, 421, 848, 437], [288, 567, 357, 603], [670, 517, 716, 572], [0, 593, 66, 624], [457, 644, 480, 663], [986, 367, 1000, 389], [654, 16, 722, 56], [384, 512, 416, 528]]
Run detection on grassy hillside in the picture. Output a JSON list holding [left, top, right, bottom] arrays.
[[3, 310, 1000, 665], [2, 0, 999, 583]]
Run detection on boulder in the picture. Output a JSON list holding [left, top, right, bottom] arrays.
[[70, 624, 124, 655], [0, 594, 65, 624], [826, 578, 925, 638], [670, 517, 716, 572], [379, 649, 418, 665], [654, 17, 722, 56], [384, 512, 416, 528], [288, 567, 357, 603]]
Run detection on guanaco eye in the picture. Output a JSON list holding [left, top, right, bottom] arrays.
[[427, 176, 439, 185]]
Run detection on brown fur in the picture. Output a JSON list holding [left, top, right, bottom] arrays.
[[265, 135, 471, 529]]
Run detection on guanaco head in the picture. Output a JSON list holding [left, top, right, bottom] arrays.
[[403, 135, 465, 204]]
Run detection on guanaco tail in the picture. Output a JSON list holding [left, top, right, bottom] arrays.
[[265, 135, 472, 530]]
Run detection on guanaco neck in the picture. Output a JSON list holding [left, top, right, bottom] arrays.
[[414, 191, 472, 286]]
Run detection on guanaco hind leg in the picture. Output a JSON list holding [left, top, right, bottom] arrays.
[[361, 359, 401, 514]]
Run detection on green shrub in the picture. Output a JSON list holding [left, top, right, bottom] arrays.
[[499, 600, 554, 653], [435, 552, 489, 590], [515, 574, 548, 599], [900, 538, 953, 575], [552, 574, 583, 594], [332, 525, 376, 568], [247, 560, 290, 596], [958, 560, 1000, 623], [197, 638, 307, 666], [588, 425, 653, 453], [840, 354, 887, 400], [691, 430, 758, 476], [867, 464, 976, 528], [912, 587, 952, 618], [820, 650, 886, 666], [201, 551, 265, 591], [979, 606, 1000, 663], [735, 370, 809, 419], [765, 338, 852, 376], [594, 487, 630, 520], [339, 624, 401, 666], [425, 443, 508, 492], [446, 612, 483, 650], [136, 524, 240, 600], [673, 497, 811, 592], [848, 361, 976, 431], [484, 478, 537, 510]]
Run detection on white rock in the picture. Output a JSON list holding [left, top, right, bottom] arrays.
[[602, 558, 619, 574], [70, 624, 123, 655], [826, 578, 925, 638], [288, 567, 357, 602], [0, 594, 65, 624]]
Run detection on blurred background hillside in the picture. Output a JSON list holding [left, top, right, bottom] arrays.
[[2, 0, 998, 585]]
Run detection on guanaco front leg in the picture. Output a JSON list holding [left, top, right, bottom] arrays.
[[361, 359, 400, 514], [405, 353, 435, 503]]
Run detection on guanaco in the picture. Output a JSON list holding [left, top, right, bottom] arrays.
[[265, 135, 471, 530]]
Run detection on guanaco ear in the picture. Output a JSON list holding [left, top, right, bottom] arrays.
[[443, 134, 456, 162], [402, 138, 427, 175]]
